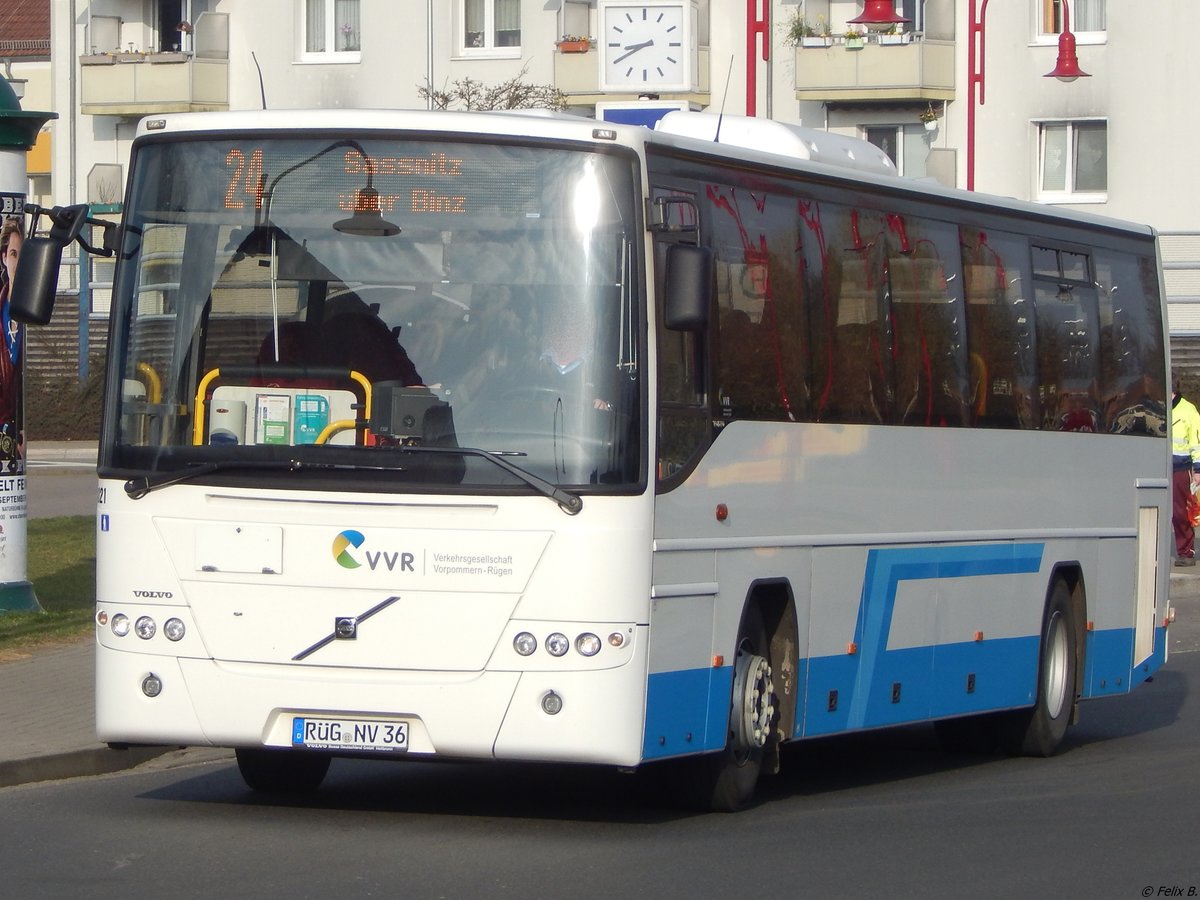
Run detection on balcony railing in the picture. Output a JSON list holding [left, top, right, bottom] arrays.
[[80, 13, 229, 116], [793, 36, 955, 103]]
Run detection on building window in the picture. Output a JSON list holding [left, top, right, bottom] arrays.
[[1040, 0, 1104, 37], [864, 125, 931, 179], [460, 0, 521, 54], [1038, 120, 1107, 202], [302, 0, 361, 59]]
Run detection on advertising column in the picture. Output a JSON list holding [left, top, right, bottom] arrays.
[[0, 78, 55, 613]]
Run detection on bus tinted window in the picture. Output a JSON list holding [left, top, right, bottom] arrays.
[[961, 228, 1038, 429], [1095, 250, 1168, 434]]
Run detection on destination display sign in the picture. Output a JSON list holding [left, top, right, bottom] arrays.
[[219, 142, 541, 220]]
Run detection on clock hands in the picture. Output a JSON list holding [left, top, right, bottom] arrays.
[[612, 39, 654, 65]]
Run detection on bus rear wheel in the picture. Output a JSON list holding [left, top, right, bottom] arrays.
[[1001, 579, 1079, 757], [235, 747, 331, 793]]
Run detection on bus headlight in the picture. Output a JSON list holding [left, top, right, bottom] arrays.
[[545, 632, 570, 657], [111, 613, 130, 637], [513, 632, 537, 656], [134, 616, 157, 640], [163, 618, 186, 642], [575, 633, 601, 657]]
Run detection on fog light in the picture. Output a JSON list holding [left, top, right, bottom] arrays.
[[163, 618, 186, 642], [134, 616, 157, 640], [141, 674, 163, 697], [545, 632, 569, 657], [541, 690, 563, 715], [111, 613, 130, 637], [575, 633, 601, 657], [513, 631, 537, 656]]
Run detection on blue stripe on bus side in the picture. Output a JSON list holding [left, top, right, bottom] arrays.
[[643, 665, 733, 759], [642, 544, 1164, 759], [644, 543, 1048, 758], [643, 624, 1142, 757], [844, 543, 1045, 731]]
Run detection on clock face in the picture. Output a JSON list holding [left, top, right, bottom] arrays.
[[602, 4, 687, 89]]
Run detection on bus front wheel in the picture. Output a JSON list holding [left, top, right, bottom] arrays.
[[235, 747, 331, 793], [688, 606, 776, 812]]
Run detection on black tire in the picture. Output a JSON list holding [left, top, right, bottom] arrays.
[[235, 748, 331, 793], [1000, 579, 1079, 757], [677, 605, 776, 812]]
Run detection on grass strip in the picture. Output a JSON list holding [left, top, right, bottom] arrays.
[[0, 516, 95, 649]]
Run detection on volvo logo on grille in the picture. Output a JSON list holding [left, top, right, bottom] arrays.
[[292, 596, 400, 661]]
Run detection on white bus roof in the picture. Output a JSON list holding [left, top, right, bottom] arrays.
[[652, 110, 898, 177], [131, 108, 1153, 240]]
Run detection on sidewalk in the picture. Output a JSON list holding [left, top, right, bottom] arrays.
[[0, 641, 170, 788], [1, 569, 1197, 790], [1, 441, 172, 788]]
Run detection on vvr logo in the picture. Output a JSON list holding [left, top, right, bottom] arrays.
[[331, 530, 416, 573], [332, 530, 365, 569]]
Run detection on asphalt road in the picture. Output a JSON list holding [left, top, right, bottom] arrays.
[[1, 649, 1197, 899]]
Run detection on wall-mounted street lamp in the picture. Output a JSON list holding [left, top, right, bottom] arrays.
[[847, 0, 910, 31], [967, 0, 1090, 191], [1044, 1, 1089, 81]]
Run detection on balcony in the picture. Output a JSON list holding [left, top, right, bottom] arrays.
[[793, 37, 955, 103], [80, 13, 229, 116]]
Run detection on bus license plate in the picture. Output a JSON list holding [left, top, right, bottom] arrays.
[[291, 716, 409, 752]]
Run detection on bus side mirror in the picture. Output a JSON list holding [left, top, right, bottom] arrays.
[[10, 236, 64, 325], [664, 243, 713, 332]]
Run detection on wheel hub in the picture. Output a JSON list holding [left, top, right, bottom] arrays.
[[732, 646, 775, 751]]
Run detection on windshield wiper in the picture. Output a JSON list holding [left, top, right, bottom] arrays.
[[121, 449, 583, 515], [123, 459, 388, 499], [396, 445, 583, 515]]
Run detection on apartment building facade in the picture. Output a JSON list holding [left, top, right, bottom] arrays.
[[36, 0, 1200, 339]]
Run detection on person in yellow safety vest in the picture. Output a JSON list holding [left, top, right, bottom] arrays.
[[1171, 376, 1200, 565]]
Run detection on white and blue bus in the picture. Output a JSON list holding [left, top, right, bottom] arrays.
[[15, 108, 1171, 810]]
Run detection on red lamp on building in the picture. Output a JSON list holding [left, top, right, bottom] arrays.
[[847, 0, 910, 31], [967, 0, 1089, 191], [1045, 0, 1089, 81]]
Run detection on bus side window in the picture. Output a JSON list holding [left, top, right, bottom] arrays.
[[888, 223, 969, 428], [1032, 246, 1101, 432], [1094, 250, 1168, 435], [825, 249, 891, 424], [961, 227, 1039, 429]]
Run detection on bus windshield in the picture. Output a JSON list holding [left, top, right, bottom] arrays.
[[105, 135, 644, 495]]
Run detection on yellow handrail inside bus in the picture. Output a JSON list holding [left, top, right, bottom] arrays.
[[136, 361, 162, 404], [191, 368, 373, 446], [315, 420, 360, 444], [192, 367, 224, 445]]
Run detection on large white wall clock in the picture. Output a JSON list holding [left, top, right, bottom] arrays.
[[598, 1, 698, 93]]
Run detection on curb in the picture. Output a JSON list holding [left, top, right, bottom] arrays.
[[0, 745, 173, 789], [26, 442, 98, 464]]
